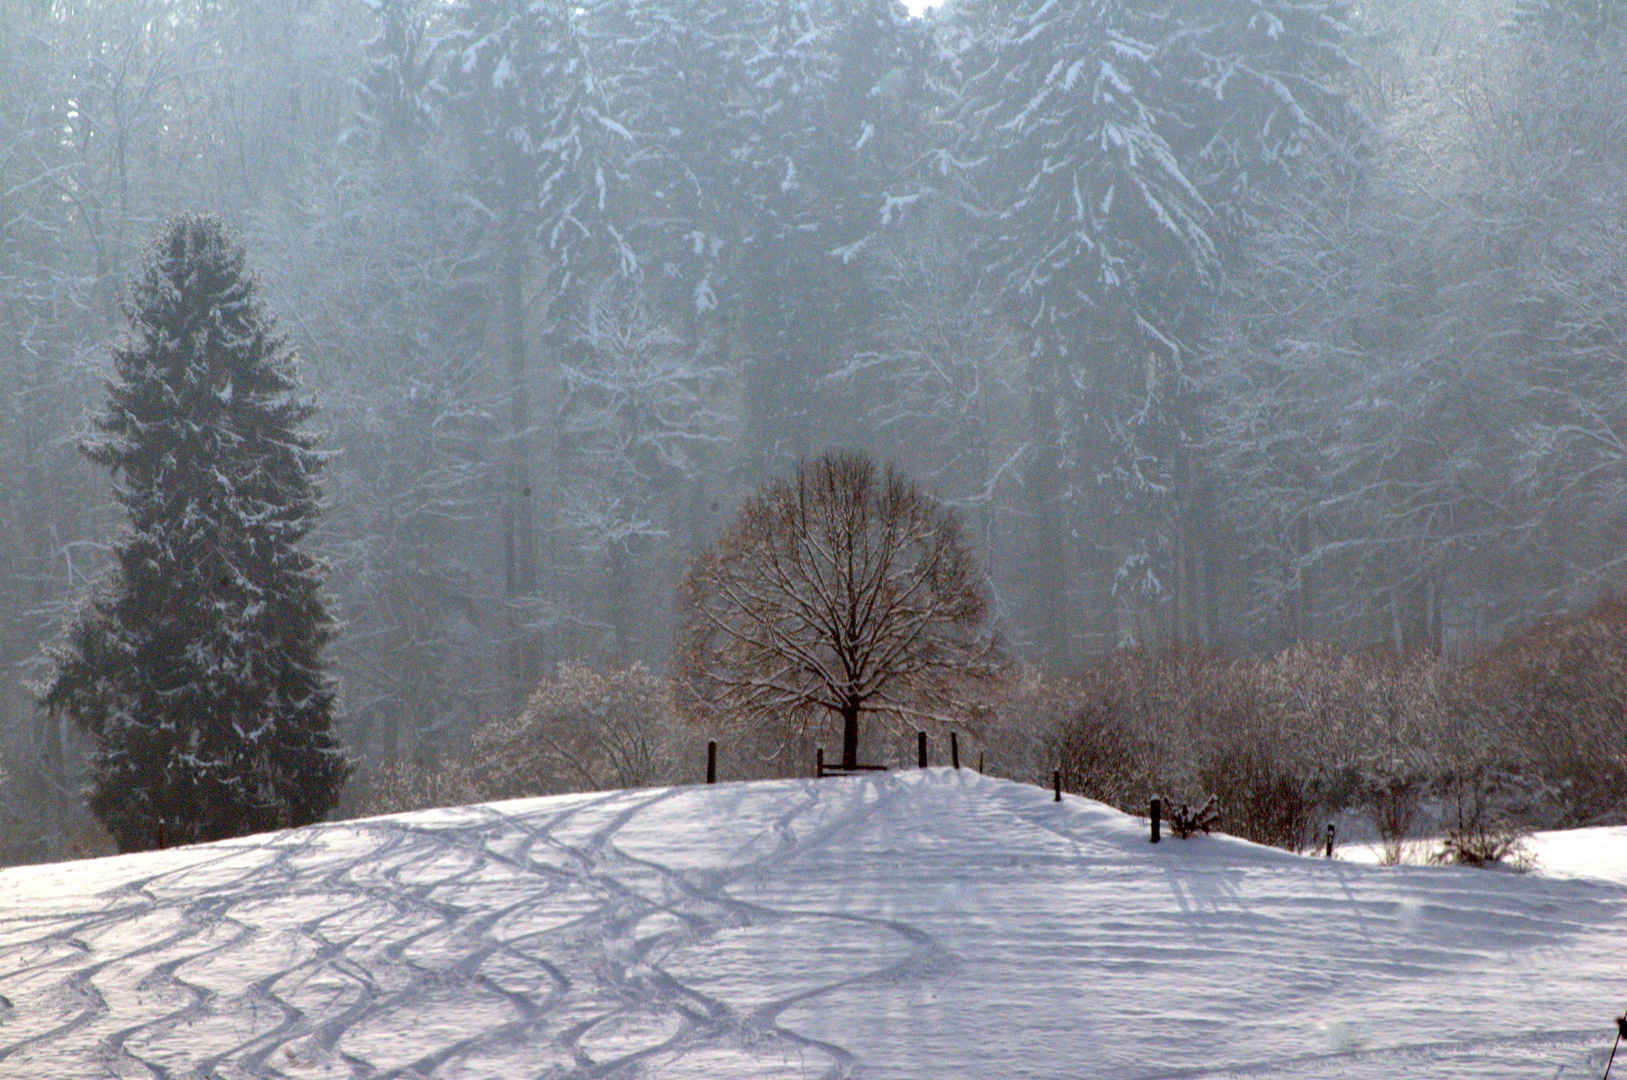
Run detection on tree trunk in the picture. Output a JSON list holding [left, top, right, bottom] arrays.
[[501, 200, 538, 704], [840, 702, 860, 769], [1026, 334, 1069, 667], [43, 709, 65, 858], [1202, 514, 1223, 648], [1295, 511, 1314, 643], [607, 539, 634, 665], [1427, 576, 1444, 657]]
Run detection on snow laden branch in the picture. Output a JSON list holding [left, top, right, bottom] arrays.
[[677, 451, 1005, 769], [37, 216, 350, 853]]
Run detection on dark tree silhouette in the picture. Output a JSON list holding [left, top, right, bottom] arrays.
[[40, 216, 351, 852], [677, 451, 1004, 769]]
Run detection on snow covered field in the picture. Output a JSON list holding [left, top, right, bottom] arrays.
[[0, 768, 1623, 1079]]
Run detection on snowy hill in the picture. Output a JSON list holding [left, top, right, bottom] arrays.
[[0, 768, 1624, 1079]]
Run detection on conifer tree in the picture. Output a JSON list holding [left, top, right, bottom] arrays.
[[436, 0, 629, 694], [40, 216, 351, 853], [944, 0, 1357, 658]]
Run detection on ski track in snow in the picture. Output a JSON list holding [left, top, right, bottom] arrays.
[[0, 779, 922, 1079], [0, 769, 1621, 1079]]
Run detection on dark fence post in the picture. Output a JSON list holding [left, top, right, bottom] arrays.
[[706, 741, 717, 784], [950, 732, 960, 769], [1054, 770, 1061, 802], [1325, 823, 1336, 858], [978, 751, 984, 774], [918, 731, 928, 769], [1150, 797, 1162, 844], [816, 747, 824, 778]]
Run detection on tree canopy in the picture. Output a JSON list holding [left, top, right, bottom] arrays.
[[39, 216, 350, 852], [677, 451, 1005, 769]]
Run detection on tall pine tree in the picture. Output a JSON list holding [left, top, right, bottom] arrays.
[[437, 0, 630, 696], [944, 0, 1356, 658], [40, 216, 350, 853]]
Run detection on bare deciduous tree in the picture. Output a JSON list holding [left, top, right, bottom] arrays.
[[676, 451, 1005, 769]]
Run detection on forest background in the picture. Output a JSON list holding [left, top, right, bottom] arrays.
[[3, 0, 1625, 861]]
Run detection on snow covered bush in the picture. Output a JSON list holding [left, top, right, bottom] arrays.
[[346, 755, 477, 817], [1432, 824, 1536, 871], [1431, 767, 1537, 871], [1037, 651, 1214, 812], [1167, 795, 1222, 839], [1444, 598, 1627, 827], [1235, 646, 1445, 850], [1043, 645, 1437, 850], [1041, 647, 1363, 845], [38, 216, 351, 853], [1047, 704, 1156, 814], [339, 662, 701, 816], [1198, 743, 1320, 852], [1366, 769, 1427, 866], [1040, 610, 1627, 854], [472, 662, 699, 798]]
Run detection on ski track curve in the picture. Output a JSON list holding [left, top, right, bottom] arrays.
[[0, 769, 1621, 1079], [0, 780, 938, 1078]]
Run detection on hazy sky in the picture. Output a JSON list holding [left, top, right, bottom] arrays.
[[906, 0, 934, 14]]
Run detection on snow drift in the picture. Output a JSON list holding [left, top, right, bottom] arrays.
[[0, 768, 1623, 1078]]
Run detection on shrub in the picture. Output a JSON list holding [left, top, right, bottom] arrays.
[[1025, 600, 1627, 856], [1432, 820, 1535, 870], [1431, 765, 1536, 870], [335, 662, 706, 819], [1037, 646, 1383, 846], [345, 755, 477, 818], [1198, 741, 1320, 851], [1366, 770, 1425, 865], [1167, 795, 1222, 838], [1036, 644, 1446, 852], [473, 662, 699, 799], [1047, 704, 1156, 812], [1446, 597, 1627, 826], [1039, 649, 1225, 808]]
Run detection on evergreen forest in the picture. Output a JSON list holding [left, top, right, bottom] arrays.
[[3, 0, 1626, 858]]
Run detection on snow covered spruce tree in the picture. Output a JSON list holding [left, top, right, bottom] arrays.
[[40, 216, 351, 853], [940, 0, 1357, 658]]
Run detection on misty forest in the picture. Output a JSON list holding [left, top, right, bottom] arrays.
[[3, 0, 1627, 863]]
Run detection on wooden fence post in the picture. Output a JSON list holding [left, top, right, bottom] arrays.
[[978, 751, 984, 773], [950, 732, 960, 769], [918, 731, 928, 769], [816, 747, 824, 778], [1325, 823, 1336, 858], [1150, 797, 1162, 844], [706, 741, 717, 784], [1054, 770, 1061, 802]]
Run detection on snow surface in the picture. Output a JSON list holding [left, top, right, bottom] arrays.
[[1, 768, 1624, 1078]]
